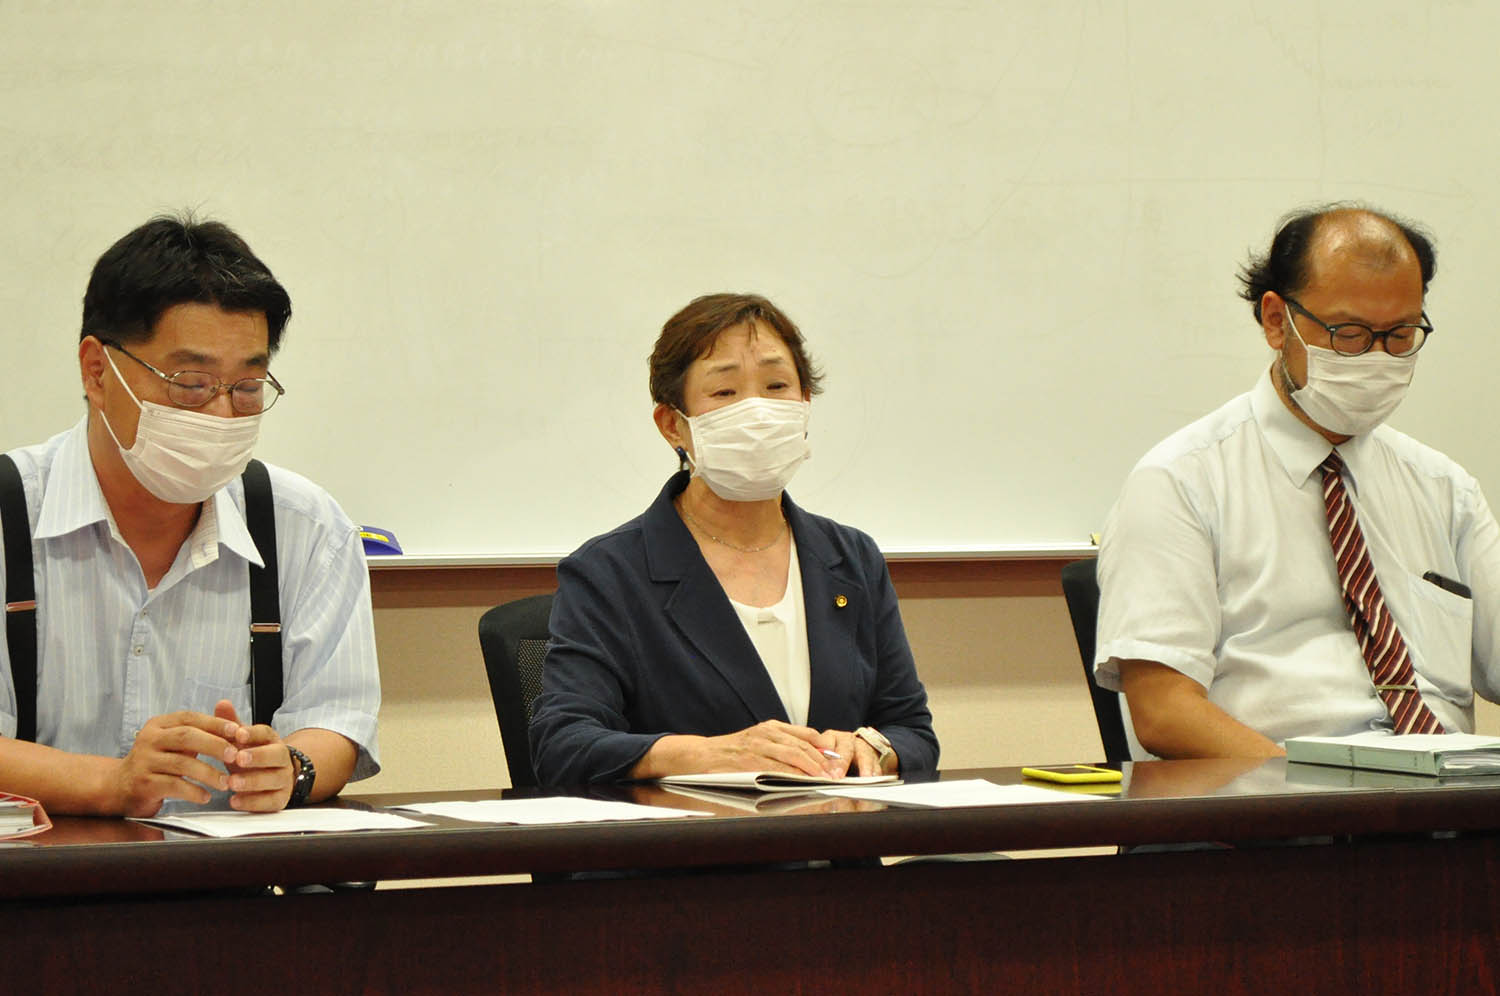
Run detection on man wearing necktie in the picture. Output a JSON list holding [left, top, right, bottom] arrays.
[[1094, 205, 1498, 758]]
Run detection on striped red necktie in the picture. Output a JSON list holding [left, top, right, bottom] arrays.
[[1320, 451, 1444, 735]]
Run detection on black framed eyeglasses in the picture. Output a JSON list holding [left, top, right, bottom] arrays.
[[102, 340, 285, 414], [1282, 296, 1433, 358]]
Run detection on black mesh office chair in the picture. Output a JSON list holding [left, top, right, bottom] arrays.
[[477, 593, 554, 789], [1060, 558, 1131, 764]]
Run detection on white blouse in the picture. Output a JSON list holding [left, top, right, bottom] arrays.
[[728, 538, 812, 726]]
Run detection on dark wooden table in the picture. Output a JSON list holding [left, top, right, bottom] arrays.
[[5, 759, 1500, 994]]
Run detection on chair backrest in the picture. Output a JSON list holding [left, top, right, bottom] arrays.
[[477, 593, 555, 789], [1059, 558, 1131, 764]]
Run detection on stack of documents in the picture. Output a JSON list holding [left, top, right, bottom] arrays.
[[0, 793, 51, 840], [1285, 732, 1500, 776]]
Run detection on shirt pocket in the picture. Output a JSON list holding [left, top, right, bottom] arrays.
[[1402, 572, 1474, 704], [183, 676, 253, 724]]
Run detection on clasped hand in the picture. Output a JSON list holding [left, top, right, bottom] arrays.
[[112, 698, 294, 817], [702, 720, 885, 778]]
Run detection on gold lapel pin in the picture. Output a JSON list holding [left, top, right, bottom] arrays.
[[834, 594, 848, 608]]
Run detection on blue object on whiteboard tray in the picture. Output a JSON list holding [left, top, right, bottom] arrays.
[[360, 526, 403, 556]]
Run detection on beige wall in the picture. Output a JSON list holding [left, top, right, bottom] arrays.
[[357, 560, 1500, 795]]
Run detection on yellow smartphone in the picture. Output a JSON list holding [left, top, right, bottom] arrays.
[[1020, 764, 1122, 784]]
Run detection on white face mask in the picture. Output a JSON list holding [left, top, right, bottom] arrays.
[[1285, 312, 1416, 436], [679, 397, 811, 502], [98, 350, 262, 503]]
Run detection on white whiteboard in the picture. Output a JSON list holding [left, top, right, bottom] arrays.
[[2, 1, 1497, 556]]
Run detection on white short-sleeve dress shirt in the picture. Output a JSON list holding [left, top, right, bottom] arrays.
[[1095, 368, 1500, 749], [0, 419, 381, 778]]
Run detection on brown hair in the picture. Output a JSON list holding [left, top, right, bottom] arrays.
[[648, 293, 824, 410]]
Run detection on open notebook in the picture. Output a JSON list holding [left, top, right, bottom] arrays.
[[658, 772, 901, 794]]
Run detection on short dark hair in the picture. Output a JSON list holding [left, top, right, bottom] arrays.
[[80, 213, 292, 352], [1237, 204, 1437, 322], [648, 293, 824, 411]]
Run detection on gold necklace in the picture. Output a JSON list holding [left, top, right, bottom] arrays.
[[679, 503, 787, 553]]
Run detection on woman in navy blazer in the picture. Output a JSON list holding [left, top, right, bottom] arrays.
[[529, 294, 938, 786]]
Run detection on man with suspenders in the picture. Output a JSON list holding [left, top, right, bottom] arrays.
[[0, 215, 380, 817]]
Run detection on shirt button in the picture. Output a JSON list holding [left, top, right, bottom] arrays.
[[133, 645, 144, 655]]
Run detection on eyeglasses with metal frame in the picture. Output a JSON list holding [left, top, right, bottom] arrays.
[[101, 339, 285, 414], [1281, 296, 1433, 358]]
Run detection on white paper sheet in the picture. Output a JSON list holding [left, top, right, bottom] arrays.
[[813, 778, 1107, 807], [394, 797, 708, 825], [131, 808, 432, 838]]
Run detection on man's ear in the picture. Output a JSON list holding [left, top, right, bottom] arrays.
[[1261, 292, 1288, 350], [79, 336, 108, 408]]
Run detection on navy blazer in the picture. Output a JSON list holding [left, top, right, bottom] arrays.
[[529, 472, 939, 786]]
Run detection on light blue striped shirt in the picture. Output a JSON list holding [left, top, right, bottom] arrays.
[[1, 419, 380, 779]]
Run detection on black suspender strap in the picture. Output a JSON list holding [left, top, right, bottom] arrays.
[[0, 456, 284, 740], [0, 455, 38, 743], [241, 459, 283, 728]]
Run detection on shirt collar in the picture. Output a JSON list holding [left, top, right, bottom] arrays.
[[33, 417, 264, 568], [1333, 427, 1378, 498], [33, 418, 115, 541], [1250, 365, 1340, 489], [212, 481, 265, 568]]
